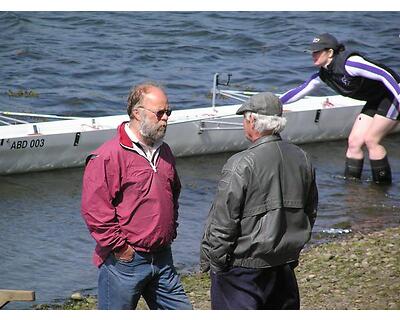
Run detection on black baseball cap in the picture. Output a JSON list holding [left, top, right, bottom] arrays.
[[309, 33, 339, 52]]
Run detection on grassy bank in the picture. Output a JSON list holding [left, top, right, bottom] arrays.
[[35, 226, 400, 310]]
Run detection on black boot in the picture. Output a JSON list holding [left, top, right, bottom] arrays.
[[344, 157, 364, 179], [370, 156, 392, 185]]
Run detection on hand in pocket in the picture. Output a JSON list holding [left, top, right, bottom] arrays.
[[114, 244, 135, 262]]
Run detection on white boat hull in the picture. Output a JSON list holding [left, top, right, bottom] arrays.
[[0, 95, 398, 175]]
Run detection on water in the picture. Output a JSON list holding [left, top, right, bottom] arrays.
[[0, 12, 399, 309]]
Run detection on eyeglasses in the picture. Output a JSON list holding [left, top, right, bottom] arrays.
[[137, 106, 172, 119]]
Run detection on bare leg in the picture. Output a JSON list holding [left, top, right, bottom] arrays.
[[346, 114, 373, 159], [364, 114, 398, 160], [344, 114, 373, 179]]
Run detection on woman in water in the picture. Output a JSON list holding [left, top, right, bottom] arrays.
[[280, 33, 400, 185]]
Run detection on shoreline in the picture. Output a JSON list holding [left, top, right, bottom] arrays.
[[34, 226, 399, 310]]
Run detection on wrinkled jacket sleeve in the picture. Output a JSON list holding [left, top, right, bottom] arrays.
[[81, 153, 128, 252], [305, 166, 318, 228], [200, 161, 246, 273]]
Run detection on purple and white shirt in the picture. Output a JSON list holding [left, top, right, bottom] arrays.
[[280, 53, 400, 119]]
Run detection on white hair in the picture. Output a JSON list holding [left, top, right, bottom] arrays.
[[244, 112, 287, 134]]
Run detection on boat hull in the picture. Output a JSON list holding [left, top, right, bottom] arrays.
[[1, 96, 398, 175]]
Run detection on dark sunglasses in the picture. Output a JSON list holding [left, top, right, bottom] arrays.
[[137, 106, 172, 118]]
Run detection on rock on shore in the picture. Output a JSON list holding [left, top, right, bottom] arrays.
[[296, 226, 399, 309]]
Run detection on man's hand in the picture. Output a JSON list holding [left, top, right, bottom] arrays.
[[200, 260, 210, 273], [114, 244, 135, 262]]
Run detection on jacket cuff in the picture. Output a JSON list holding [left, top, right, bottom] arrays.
[[200, 260, 210, 273], [210, 262, 228, 273]]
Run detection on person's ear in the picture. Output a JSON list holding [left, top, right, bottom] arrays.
[[131, 108, 141, 120], [249, 114, 256, 129], [328, 49, 334, 58]]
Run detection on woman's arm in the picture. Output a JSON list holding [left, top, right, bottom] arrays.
[[280, 73, 323, 104]]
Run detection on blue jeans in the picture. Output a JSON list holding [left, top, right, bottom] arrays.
[[98, 246, 192, 310]]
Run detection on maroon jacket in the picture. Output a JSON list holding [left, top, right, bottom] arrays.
[[81, 123, 181, 267]]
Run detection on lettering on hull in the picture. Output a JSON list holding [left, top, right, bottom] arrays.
[[9, 139, 45, 150]]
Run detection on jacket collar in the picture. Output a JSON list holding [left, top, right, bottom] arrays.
[[324, 53, 339, 73], [117, 122, 163, 172], [118, 121, 133, 148], [248, 134, 281, 150], [118, 121, 163, 150]]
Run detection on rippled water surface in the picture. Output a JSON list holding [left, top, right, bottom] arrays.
[[0, 12, 399, 308]]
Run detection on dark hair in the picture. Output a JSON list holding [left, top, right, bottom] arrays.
[[126, 82, 165, 118], [333, 43, 346, 55]]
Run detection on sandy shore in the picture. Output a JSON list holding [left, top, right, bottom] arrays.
[[35, 226, 400, 310]]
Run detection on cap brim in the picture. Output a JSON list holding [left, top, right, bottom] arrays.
[[236, 106, 246, 115], [309, 44, 327, 52], [236, 103, 250, 115]]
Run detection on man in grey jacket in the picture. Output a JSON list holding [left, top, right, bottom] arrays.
[[200, 92, 318, 310]]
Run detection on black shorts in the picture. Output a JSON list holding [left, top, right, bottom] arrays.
[[361, 90, 400, 120]]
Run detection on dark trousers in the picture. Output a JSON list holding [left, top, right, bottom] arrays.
[[210, 264, 300, 310]]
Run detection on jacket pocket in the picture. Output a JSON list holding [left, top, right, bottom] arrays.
[[242, 199, 305, 218]]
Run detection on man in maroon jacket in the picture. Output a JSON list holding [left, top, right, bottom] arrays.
[[81, 83, 192, 310]]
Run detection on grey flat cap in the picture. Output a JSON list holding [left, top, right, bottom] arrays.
[[236, 92, 283, 116]]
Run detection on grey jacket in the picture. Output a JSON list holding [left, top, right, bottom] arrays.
[[200, 135, 318, 273]]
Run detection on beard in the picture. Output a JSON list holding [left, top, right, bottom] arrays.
[[139, 116, 167, 145]]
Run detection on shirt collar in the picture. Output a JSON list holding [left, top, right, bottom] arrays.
[[124, 122, 163, 152]]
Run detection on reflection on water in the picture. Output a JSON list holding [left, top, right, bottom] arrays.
[[0, 134, 399, 308], [303, 135, 400, 238]]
